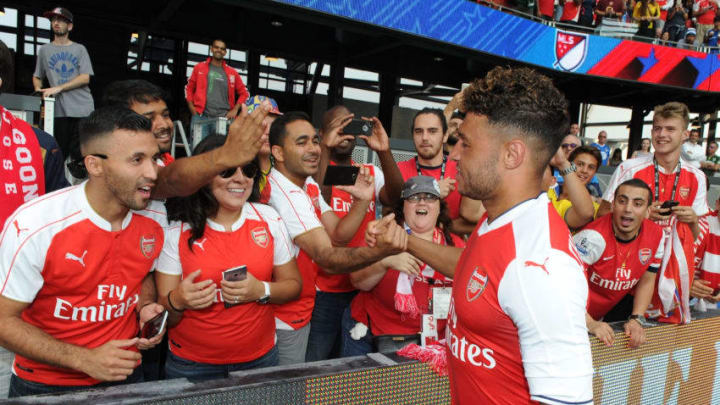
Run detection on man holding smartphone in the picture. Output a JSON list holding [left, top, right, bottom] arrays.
[[0, 107, 167, 397], [304, 105, 404, 362], [598, 102, 708, 324], [266, 111, 407, 364], [575, 179, 665, 349]]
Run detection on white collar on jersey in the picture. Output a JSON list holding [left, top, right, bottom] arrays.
[[269, 167, 315, 191], [478, 193, 549, 235], [76, 181, 134, 232], [206, 203, 252, 232]]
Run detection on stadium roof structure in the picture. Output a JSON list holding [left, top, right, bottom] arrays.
[[10, 0, 720, 114]]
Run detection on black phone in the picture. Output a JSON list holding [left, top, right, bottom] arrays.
[[323, 165, 360, 186], [659, 200, 679, 215], [223, 266, 247, 282], [343, 119, 373, 136], [140, 310, 168, 339]]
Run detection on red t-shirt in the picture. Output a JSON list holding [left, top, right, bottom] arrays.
[[447, 195, 593, 404], [156, 203, 294, 364], [696, 0, 718, 25], [317, 162, 385, 293], [561, 1, 581, 21], [0, 184, 165, 386], [351, 229, 463, 336], [397, 157, 461, 219], [573, 214, 665, 320]]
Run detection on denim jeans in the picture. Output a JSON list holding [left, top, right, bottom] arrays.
[[305, 290, 357, 362], [340, 306, 373, 357], [164, 346, 278, 382], [8, 366, 142, 398]]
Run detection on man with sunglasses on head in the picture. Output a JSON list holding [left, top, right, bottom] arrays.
[[0, 107, 170, 397], [266, 111, 407, 365], [33, 7, 94, 162]]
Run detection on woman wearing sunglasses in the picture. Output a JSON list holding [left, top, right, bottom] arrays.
[[157, 135, 301, 381], [341, 176, 464, 355]]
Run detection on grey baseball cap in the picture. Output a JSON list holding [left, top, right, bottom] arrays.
[[401, 175, 442, 199]]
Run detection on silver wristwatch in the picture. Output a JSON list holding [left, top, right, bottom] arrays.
[[257, 281, 271, 304], [559, 162, 577, 176]]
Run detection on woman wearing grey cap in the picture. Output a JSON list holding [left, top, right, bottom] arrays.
[[340, 176, 465, 355]]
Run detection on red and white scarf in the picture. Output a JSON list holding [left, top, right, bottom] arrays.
[[394, 226, 449, 318], [0, 105, 45, 228]]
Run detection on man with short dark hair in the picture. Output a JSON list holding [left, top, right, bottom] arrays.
[[185, 39, 248, 120], [0, 107, 167, 397], [681, 128, 704, 169], [369, 66, 593, 404], [266, 111, 405, 364], [701, 140, 719, 177], [103, 80, 174, 166], [397, 108, 482, 235], [303, 105, 404, 362], [32, 6, 94, 161], [575, 179, 665, 349]]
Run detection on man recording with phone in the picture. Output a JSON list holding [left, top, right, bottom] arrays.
[[303, 105, 404, 362], [265, 111, 407, 364], [598, 102, 708, 324]]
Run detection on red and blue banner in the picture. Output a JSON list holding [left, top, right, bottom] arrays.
[[275, 0, 720, 92]]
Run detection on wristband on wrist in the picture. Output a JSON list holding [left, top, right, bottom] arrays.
[[167, 290, 184, 312], [628, 314, 644, 325]]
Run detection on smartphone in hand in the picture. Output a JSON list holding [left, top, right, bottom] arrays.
[[343, 119, 373, 137], [659, 200, 679, 215], [140, 310, 168, 340], [223, 266, 247, 282], [223, 266, 247, 308], [323, 165, 360, 186]]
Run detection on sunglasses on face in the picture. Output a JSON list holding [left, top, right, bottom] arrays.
[[561, 143, 578, 149], [406, 193, 440, 203], [219, 163, 259, 179]]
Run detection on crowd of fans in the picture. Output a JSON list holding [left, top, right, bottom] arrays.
[[476, 0, 720, 47], [1, 5, 719, 404]]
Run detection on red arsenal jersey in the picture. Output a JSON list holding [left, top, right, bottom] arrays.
[[397, 157, 461, 219], [447, 194, 593, 405], [317, 162, 385, 293], [695, 212, 720, 289], [156, 203, 293, 364], [573, 214, 665, 320], [266, 168, 332, 330], [0, 183, 165, 386], [603, 154, 709, 226]]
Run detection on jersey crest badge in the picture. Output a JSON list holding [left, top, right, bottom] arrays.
[[554, 31, 588, 72], [638, 248, 652, 265], [251, 227, 269, 248], [140, 235, 156, 259], [466, 267, 488, 302], [679, 186, 690, 199]]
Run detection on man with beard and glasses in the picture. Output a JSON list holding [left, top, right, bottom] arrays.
[[33, 7, 94, 161], [397, 108, 483, 235], [0, 107, 168, 397], [368, 67, 593, 404], [574, 179, 664, 349], [303, 105, 404, 362], [103, 80, 175, 166], [266, 111, 407, 364]]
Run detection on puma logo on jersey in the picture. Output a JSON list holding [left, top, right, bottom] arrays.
[[601, 255, 615, 261], [12, 220, 29, 237], [65, 250, 88, 267], [193, 238, 207, 251], [524, 257, 550, 275]]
